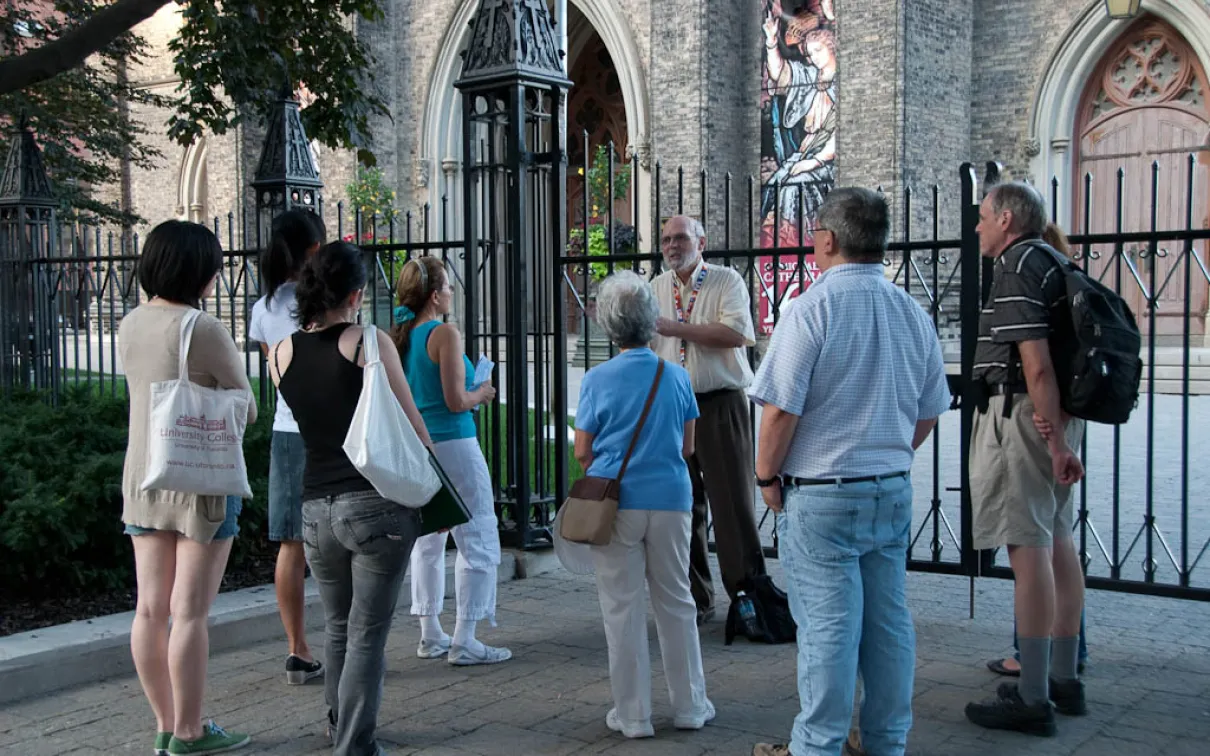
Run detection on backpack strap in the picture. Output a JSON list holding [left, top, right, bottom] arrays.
[[1000, 240, 1071, 419]]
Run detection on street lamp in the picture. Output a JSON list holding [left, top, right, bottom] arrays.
[[1104, 0, 1142, 19]]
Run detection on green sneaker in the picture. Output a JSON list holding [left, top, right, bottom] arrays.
[[154, 731, 172, 755], [166, 721, 250, 754]]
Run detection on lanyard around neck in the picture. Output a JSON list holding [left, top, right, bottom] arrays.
[[672, 265, 708, 366]]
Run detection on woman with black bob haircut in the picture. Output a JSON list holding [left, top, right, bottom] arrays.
[[248, 209, 326, 686], [136, 218, 224, 307], [121, 220, 257, 755], [269, 241, 434, 756]]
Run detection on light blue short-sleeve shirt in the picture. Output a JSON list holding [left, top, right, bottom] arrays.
[[748, 263, 952, 479], [576, 348, 700, 511]]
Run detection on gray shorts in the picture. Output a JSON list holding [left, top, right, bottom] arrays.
[[970, 395, 1085, 550]]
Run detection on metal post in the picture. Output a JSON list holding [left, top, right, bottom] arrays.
[[958, 163, 980, 616]]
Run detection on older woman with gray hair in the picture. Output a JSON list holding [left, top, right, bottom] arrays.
[[573, 270, 714, 739]]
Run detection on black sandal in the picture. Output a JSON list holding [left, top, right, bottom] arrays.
[[986, 657, 1021, 677]]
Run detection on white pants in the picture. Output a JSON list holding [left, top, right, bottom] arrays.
[[409, 438, 501, 623], [591, 509, 709, 727]]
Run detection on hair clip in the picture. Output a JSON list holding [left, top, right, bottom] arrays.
[[393, 304, 416, 325]]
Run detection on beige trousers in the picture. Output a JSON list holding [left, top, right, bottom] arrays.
[[591, 509, 710, 728]]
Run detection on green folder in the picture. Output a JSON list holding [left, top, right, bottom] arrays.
[[418, 450, 472, 535]]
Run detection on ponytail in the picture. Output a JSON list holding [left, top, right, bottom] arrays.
[[262, 209, 326, 307], [390, 256, 444, 359], [294, 242, 367, 329]]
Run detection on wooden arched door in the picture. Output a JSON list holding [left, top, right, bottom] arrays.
[[1075, 16, 1210, 337]]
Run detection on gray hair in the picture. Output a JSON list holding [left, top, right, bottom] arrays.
[[815, 187, 889, 261], [989, 181, 1048, 236], [595, 270, 658, 348]]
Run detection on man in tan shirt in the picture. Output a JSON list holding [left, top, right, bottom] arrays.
[[652, 215, 767, 623]]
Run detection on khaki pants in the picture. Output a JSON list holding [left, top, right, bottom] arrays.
[[591, 510, 710, 727], [970, 395, 1085, 550], [688, 388, 767, 611]]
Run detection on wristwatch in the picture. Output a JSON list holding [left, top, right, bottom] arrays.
[[755, 475, 781, 488]]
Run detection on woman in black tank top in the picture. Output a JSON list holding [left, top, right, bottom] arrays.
[[269, 242, 433, 756]]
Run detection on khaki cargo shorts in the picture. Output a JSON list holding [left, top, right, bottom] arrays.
[[970, 395, 1085, 550]]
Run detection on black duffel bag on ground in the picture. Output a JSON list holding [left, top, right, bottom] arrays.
[[724, 575, 796, 645]]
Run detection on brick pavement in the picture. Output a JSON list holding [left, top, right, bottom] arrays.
[[3, 561, 1209, 756]]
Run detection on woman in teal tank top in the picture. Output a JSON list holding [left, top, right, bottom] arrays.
[[391, 257, 512, 666]]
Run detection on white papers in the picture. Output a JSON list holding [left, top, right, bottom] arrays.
[[473, 354, 495, 387]]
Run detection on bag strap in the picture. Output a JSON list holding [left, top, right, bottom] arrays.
[[616, 359, 665, 484], [177, 308, 202, 382], [360, 324, 379, 366]]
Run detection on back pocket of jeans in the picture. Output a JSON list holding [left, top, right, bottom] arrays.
[[344, 509, 406, 550], [801, 509, 858, 562], [302, 519, 320, 549]]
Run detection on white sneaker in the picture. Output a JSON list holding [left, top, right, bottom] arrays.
[[605, 708, 654, 739], [447, 643, 512, 666], [416, 636, 451, 659], [674, 698, 716, 730]]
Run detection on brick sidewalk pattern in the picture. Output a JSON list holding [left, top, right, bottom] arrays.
[[2, 562, 1209, 755]]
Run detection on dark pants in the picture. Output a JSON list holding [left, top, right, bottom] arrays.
[[688, 388, 767, 612]]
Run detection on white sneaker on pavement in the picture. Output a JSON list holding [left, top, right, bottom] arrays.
[[416, 635, 452, 659], [605, 708, 655, 739], [447, 642, 512, 666], [674, 698, 717, 730]]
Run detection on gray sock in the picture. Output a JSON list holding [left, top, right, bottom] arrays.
[[1017, 636, 1051, 706], [1051, 636, 1080, 682]]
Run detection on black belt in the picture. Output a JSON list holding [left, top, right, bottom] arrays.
[[695, 387, 743, 402], [988, 383, 1026, 397], [782, 471, 908, 487]]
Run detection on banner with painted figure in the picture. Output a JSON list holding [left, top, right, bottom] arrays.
[[758, 0, 836, 334]]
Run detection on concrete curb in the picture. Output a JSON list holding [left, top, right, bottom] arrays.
[[0, 547, 565, 706]]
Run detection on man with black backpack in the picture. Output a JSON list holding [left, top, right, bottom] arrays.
[[964, 182, 1104, 738]]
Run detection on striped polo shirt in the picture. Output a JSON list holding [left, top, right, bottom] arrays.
[[972, 235, 1067, 386]]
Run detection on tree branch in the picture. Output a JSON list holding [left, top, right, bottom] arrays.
[[0, 0, 171, 97]]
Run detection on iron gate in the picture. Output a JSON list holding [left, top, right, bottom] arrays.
[[552, 151, 1210, 603]]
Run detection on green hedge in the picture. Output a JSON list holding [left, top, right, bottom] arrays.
[[0, 389, 271, 601]]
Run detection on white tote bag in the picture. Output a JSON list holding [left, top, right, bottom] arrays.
[[141, 308, 253, 498], [342, 324, 441, 508]]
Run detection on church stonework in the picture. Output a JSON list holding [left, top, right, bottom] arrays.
[[113, 0, 1210, 257]]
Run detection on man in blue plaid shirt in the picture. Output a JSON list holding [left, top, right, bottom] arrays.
[[749, 188, 951, 756]]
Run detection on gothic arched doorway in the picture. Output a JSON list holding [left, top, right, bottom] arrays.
[[1074, 15, 1210, 337], [566, 6, 630, 228]]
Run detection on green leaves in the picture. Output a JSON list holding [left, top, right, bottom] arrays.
[[0, 387, 273, 600], [166, 0, 389, 160], [0, 0, 389, 222], [0, 0, 170, 223]]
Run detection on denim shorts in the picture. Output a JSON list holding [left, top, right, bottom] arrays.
[[124, 495, 243, 540], [269, 431, 307, 542]]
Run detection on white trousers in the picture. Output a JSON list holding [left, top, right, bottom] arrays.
[[591, 509, 709, 727], [409, 438, 501, 623]]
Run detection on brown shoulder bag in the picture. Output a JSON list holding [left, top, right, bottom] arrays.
[[558, 359, 666, 545]]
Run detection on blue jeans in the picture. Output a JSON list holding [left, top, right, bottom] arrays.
[[1012, 611, 1089, 662], [124, 495, 242, 540], [269, 431, 306, 542], [778, 475, 915, 756]]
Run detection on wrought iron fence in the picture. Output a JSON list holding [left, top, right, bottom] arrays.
[[557, 142, 968, 576], [556, 148, 1210, 603], [4, 147, 1210, 602]]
